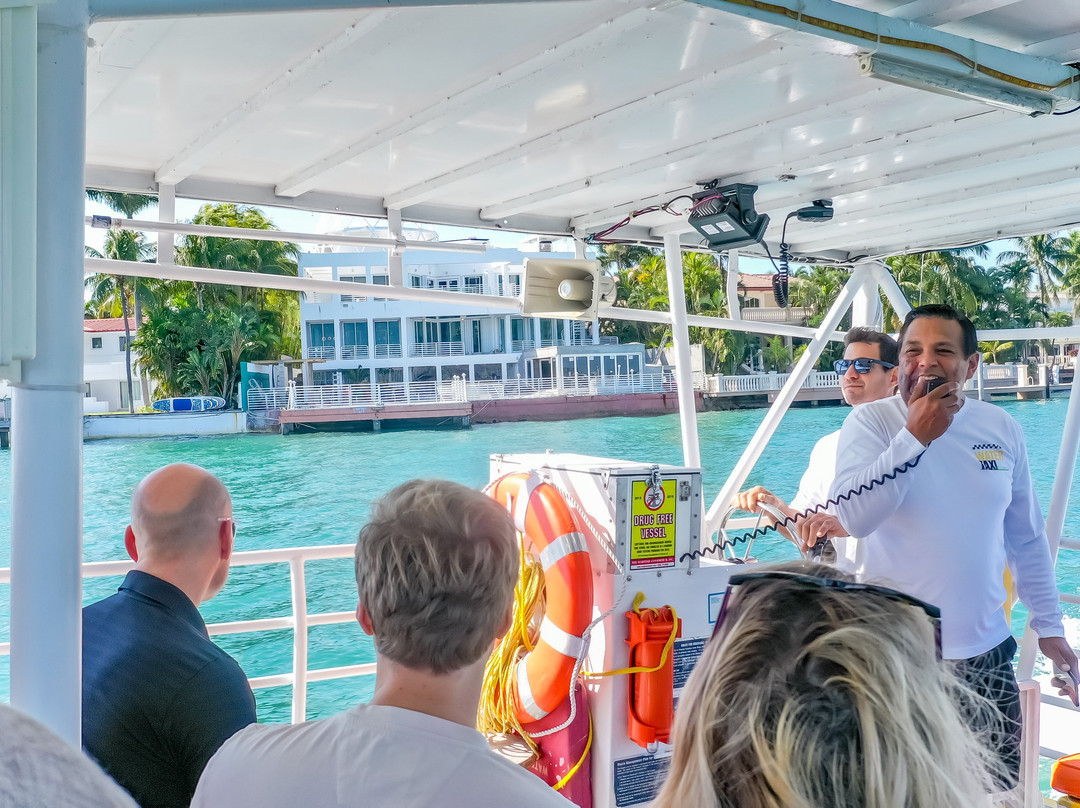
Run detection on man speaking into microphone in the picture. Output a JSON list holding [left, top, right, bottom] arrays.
[[830, 303, 1076, 789]]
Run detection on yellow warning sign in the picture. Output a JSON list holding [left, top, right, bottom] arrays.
[[630, 480, 677, 570]]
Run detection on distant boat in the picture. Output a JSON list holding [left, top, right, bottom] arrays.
[[152, 396, 226, 413]]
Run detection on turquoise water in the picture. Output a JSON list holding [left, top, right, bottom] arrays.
[[0, 397, 1078, 727]]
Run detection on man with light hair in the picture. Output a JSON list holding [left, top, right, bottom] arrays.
[[735, 326, 899, 563], [82, 463, 256, 808], [192, 479, 566, 808]]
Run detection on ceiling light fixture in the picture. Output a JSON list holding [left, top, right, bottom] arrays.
[[859, 53, 1056, 117]]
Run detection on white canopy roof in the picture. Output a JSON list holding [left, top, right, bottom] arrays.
[[85, 0, 1080, 261]]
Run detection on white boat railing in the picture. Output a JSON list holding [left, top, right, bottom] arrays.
[[0, 544, 365, 726]]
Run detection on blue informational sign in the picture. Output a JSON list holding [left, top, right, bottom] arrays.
[[613, 755, 671, 807], [672, 637, 706, 690]]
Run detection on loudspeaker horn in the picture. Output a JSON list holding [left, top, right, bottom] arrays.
[[520, 258, 616, 320]]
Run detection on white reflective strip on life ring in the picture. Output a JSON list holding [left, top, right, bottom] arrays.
[[539, 531, 588, 571], [515, 658, 549, 721], [539, 620, 587, 660], [512, 474, 543, 534]]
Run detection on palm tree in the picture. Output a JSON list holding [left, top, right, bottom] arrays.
[[176, 203, 299, 309], [85, 229, 156, 412], [883, 249, 992, 329], [87, 188, 158, 405], [86, 190, 155, 219], [996, 233, 1069, 306]]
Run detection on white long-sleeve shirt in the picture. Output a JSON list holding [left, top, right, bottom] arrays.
[[789, 429, 858, 571], [830, 394, 1064, 659]]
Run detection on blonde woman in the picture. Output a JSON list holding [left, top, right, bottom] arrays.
[[653, 562, 1000, 808]]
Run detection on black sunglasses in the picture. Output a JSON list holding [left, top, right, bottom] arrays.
[[834, 358, 896, 375], [711, 571, 942, 660]]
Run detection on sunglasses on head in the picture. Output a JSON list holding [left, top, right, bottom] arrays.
[[834, 357, 896, 375], [711, 570, 942, 660]]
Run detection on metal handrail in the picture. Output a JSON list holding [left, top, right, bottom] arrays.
[[0, 544, 364, 725]]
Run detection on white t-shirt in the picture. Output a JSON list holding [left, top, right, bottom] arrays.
[[191, 703, 568, 808], [830, 394, 1064, 659]]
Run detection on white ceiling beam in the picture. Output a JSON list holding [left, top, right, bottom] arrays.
[[1022, 32, 1080, 60], [383, 36, 788, 211], [86, 215, 488, 252], [791, 172, 1080, 255], [693, 0, 1077, 98], [569, 101, 998, 233], [275, 1, 655, 198], [886, 0, 1020, 27], [86, 20, 173, 119], [90, 0, 575, 22], [154, 10, 393, 186], [487, 81, 892, 225]]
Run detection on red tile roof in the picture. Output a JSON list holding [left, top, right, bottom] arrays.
[[84, 317, 139, 333]]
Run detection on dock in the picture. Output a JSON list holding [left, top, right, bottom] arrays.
[[278, 401, 472, 434]]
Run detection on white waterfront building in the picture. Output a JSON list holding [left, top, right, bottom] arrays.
[[297, 244, 652, 398], [83, 317, 151, 412]]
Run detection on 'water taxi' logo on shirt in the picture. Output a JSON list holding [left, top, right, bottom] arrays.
[[972, 443, 1008, 471]]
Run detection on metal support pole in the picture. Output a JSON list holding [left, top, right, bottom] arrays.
[[870, 261, 911, 328], [663, 233, 700, 469], [1017, 376, 1080, 678], [386, 207, 404, 287], [703, 267, 869, 539], [10, 0, 88, 744], [157, 183, 176, 265], [851, 260, 883, 328], [289, 557, 308, 724], [726, 250, 741, 320]]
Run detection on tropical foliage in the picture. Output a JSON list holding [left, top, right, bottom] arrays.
[[85, 195, 300, 407], [605, 229, 1080, 374]]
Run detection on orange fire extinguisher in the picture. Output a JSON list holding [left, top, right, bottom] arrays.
[[624, 593, 681, 747]]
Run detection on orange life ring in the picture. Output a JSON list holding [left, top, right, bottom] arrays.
[[487, 472, 595, 725]]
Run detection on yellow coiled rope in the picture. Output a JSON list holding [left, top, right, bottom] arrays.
[[477, 536, 546, 753]]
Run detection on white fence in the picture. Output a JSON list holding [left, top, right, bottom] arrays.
[[247, 373, 676, 411], [705, 370, 841, 394], [0, 544, 363, 725]]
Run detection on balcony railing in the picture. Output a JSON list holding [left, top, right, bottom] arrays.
[[739, 306, 813, 323], [340, 344, 369, 360], [304, 345, 336, 360], [373, 343, 403, 359], [511, 339, 536, 352], [410, 341, 465, 357]]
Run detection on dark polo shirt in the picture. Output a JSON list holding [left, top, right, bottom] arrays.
[[82, 570, 256, 808]]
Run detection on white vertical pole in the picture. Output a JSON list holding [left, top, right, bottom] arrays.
[[870, 262, 911, 326], [10, 0, 87, 744], [386, 207, 403, 287], [726, 250, 741, 320], [289, 557, 308, 724], [663, 233, 700, 469], [1017, 375, 1080, 678], [157, 183, 176, 265], [851, 260, 883, 328], [703, 268, 868, 538]]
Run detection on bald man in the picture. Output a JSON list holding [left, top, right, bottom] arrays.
[[82, 464, 256, 808]]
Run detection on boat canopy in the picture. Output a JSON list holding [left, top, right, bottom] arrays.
[[7, 0, 1080, 752], [82, 0, 1080, 261]]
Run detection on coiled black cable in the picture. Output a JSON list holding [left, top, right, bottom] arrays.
[[680, 450, 927, 563]]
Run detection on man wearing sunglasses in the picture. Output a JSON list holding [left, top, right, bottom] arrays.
[[829, 304, 1077, 789], [734, 326, 898, 564], [82, 464, 256, 808]]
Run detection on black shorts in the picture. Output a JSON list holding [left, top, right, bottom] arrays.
[[950, 635, 1021, 790]]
